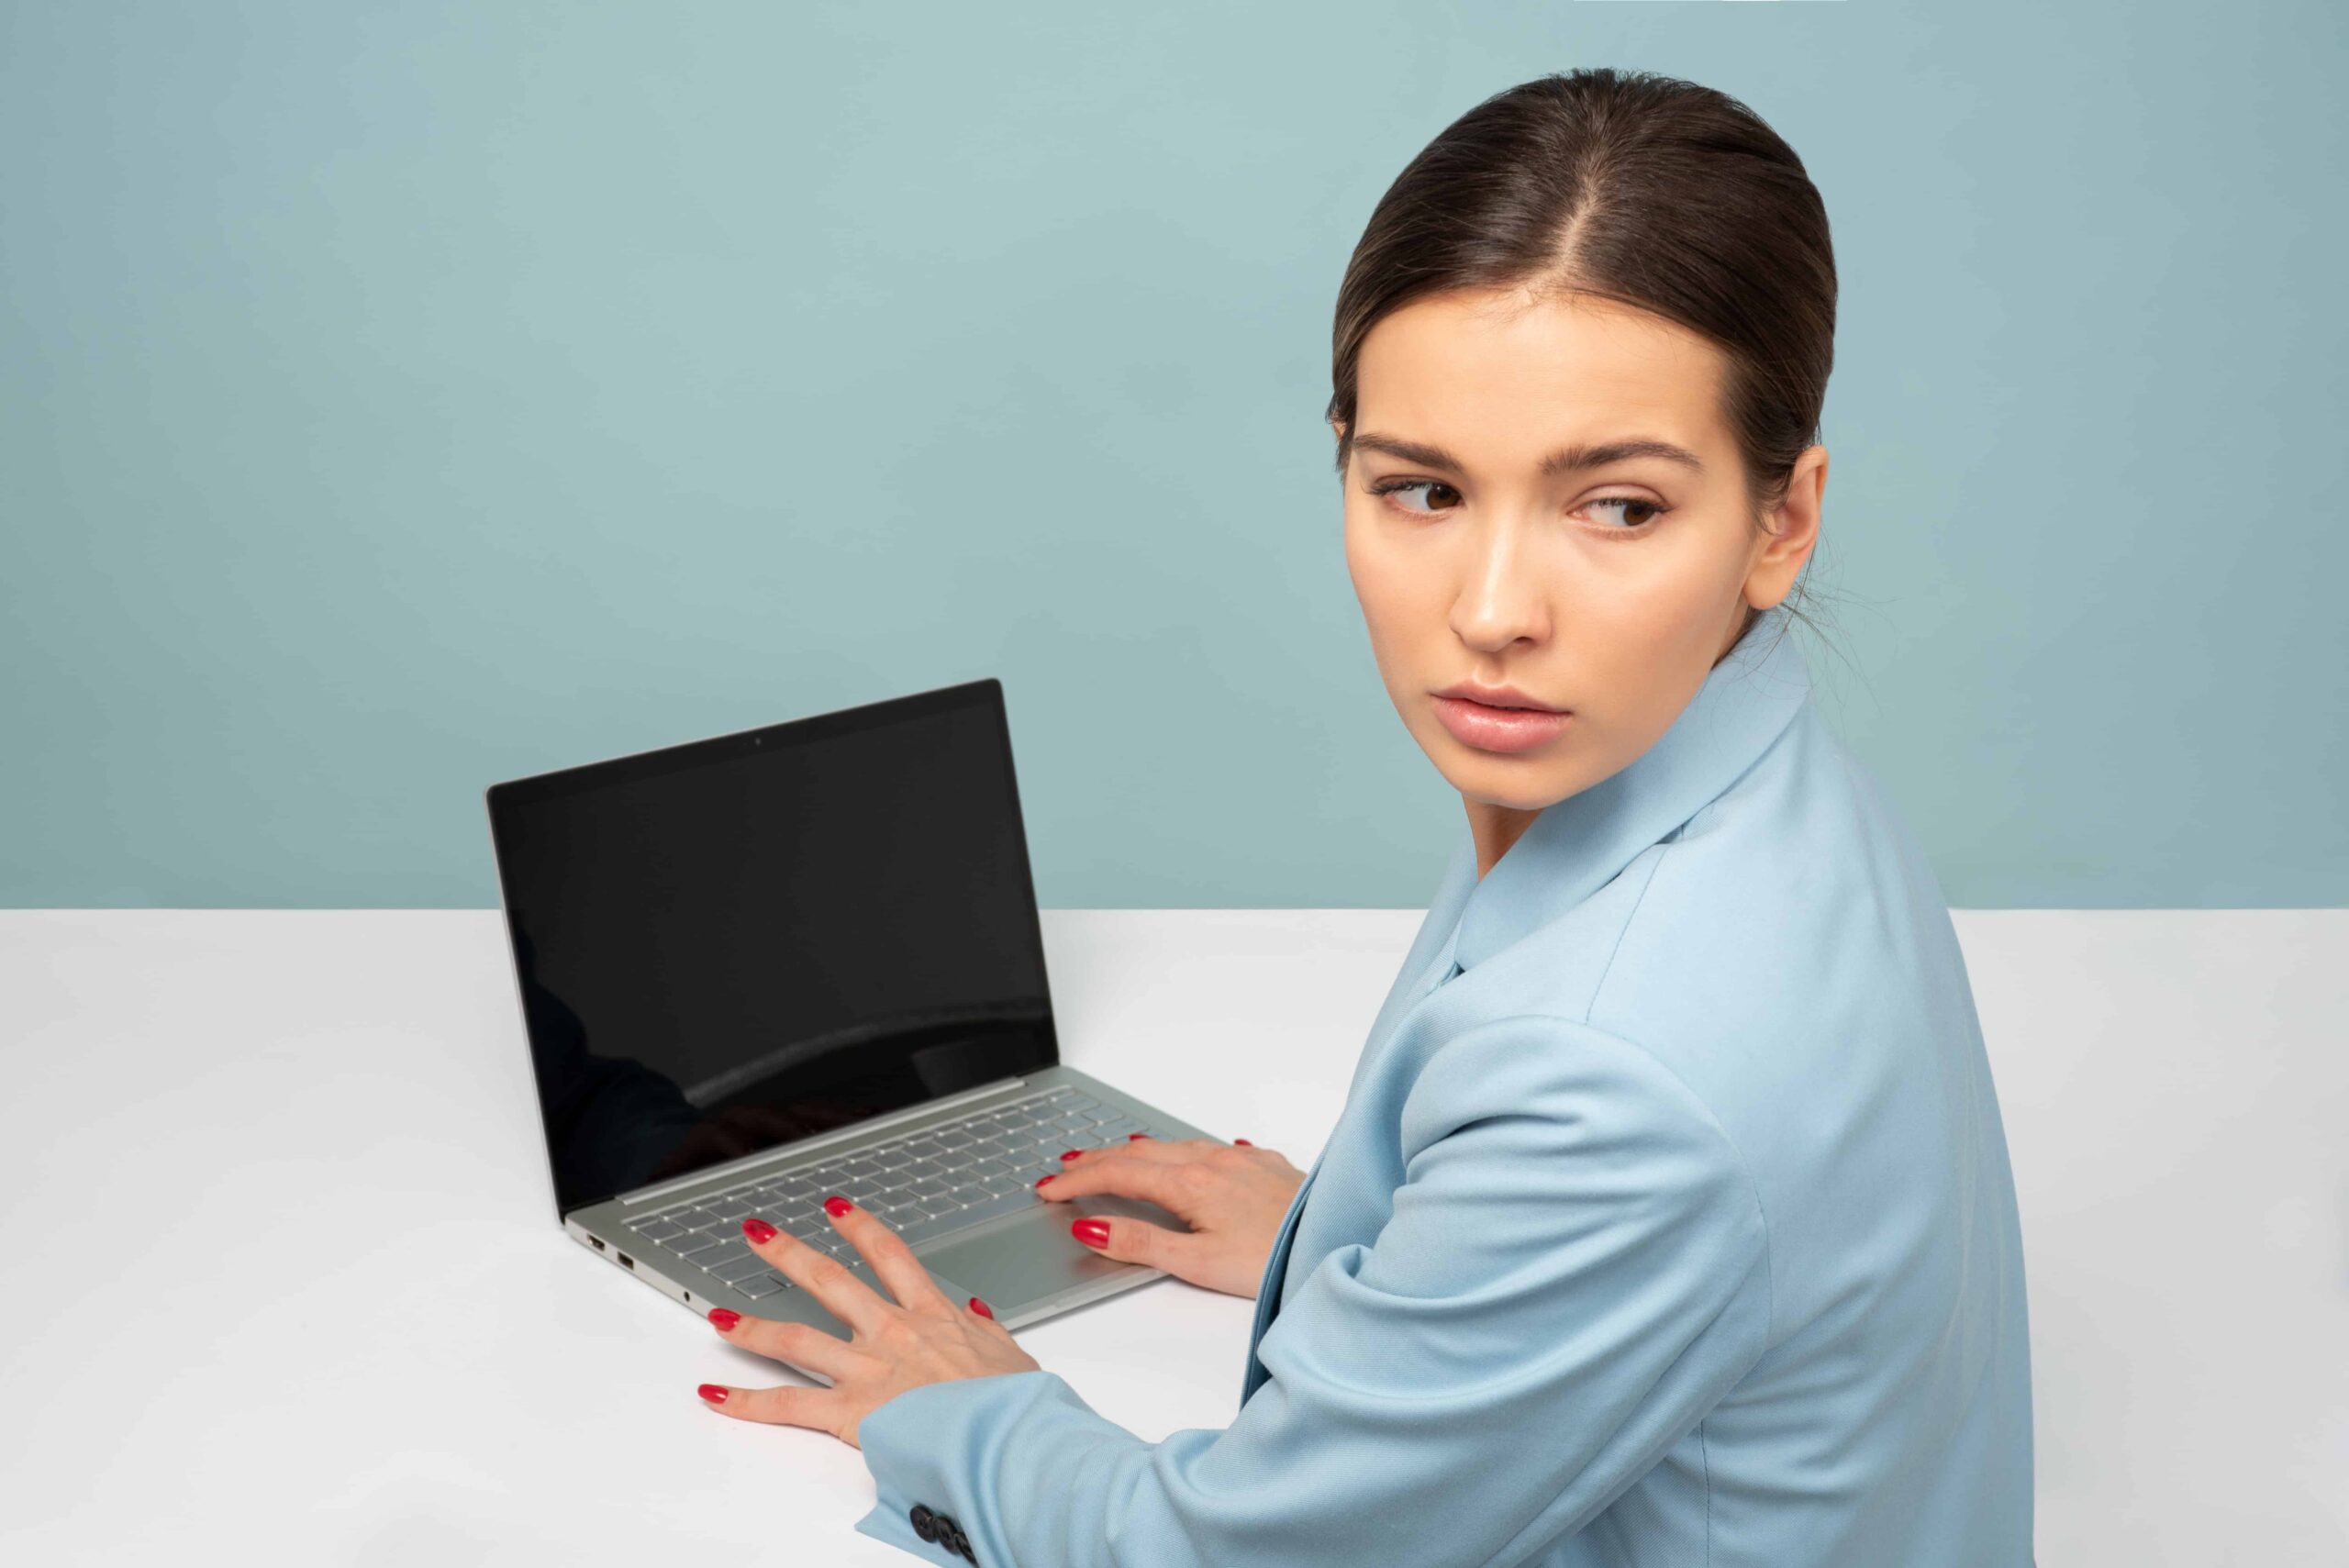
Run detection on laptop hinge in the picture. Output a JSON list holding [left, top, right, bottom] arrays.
[[614, 1073, 1041, 1208]]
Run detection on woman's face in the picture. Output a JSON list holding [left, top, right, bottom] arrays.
[[1340, 287, 1822, 823]]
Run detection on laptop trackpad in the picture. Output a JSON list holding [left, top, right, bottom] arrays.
[[918, 1208, 1155, 1306]]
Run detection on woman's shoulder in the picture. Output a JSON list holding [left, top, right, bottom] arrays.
[[1402, 706, 2007, 1344], [1429, 702, 1980, 1186], [1590, 709, 1971, 1066], [1572, 708, 2000, 1300]]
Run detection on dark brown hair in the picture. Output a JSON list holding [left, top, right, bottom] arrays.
[[1328, 68, 1838, 645]]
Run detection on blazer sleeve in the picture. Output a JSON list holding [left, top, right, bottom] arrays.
[[850, 1014, 1776, 1567]]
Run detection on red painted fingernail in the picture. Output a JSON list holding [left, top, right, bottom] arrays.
[[1234, 1139, 1252, 1146], [697, 1384, 729, 1404], [707, 1308, 741, 1330], [1059, 1149, 1084, 1162], [1034, 1173, 1057, 1187], [1072, 1218, 1110, 1248], [1128, 1132, 1150, 1140], [968, 1296, 994, 1318], [742, 1217, 777, 1243], [823, 1195, 852, 1218]]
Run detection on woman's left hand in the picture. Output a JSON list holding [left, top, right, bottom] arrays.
[[694, 1196, 1042, 1448]]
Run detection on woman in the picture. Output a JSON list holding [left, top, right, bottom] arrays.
[[694, 68, 2034, 1566]]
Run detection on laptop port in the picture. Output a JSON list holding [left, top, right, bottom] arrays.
[[590, 1236, 607, 1251], [618, 1252, 636, 1270]]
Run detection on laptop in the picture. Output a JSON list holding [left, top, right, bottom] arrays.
[[485, 677, 1217, 1366]]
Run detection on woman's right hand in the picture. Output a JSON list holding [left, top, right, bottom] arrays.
[[1035, 1136, 1306, 1300]]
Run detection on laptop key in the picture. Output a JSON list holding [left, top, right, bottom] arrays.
[[737, 1273, 790, 1298]]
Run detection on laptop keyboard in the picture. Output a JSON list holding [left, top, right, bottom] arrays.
[[623, 1085, 1171, 1299]]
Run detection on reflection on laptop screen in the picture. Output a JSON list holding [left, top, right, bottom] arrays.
[[488, 681, 1058, 1216]]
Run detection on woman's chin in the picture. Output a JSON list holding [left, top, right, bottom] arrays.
[[1429, 747, 1586, 813]]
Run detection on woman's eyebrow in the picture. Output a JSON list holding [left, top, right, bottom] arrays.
[[1351, 432, 1707, 478]]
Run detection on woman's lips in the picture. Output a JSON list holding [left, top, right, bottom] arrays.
[[1431, 695, 1572, 754]]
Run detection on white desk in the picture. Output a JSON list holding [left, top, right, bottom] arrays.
[[2, 909, 2343, 1565]]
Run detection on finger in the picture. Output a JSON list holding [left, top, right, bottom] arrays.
[[740, 1215, 890, 1338], [1066, 1213, 1205, 1273], [1139, 1134, 1253, 1149], [1034, 1152, 1198, 1212], [708, 1307, 863, 1381], [696, 1378, 855, 1439], [1053, 1135, 1222, 1168], [817, 1194, 955, 1315]]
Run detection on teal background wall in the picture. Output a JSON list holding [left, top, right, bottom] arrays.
[[5, 1, 2343, 909]]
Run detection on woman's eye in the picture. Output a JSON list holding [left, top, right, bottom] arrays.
[[1586, 496, 1665, 531], [1369, 478, 1462, 515]]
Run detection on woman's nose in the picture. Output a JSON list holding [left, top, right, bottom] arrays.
[[1449, 522, 1550, 651]]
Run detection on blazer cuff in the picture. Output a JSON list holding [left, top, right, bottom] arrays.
[[852, 1492, 973, 1566], [853, 1368, 1139, 1567]]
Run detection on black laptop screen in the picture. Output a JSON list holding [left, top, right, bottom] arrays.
[[487, 681, 1059, 1217]]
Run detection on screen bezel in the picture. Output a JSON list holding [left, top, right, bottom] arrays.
[[482, 676, 1061, 1218]]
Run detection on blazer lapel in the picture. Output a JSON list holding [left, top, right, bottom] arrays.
[[1449, 605, 1812, 974]]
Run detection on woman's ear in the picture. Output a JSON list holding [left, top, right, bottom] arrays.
[[1745, 445, 1827, 607]]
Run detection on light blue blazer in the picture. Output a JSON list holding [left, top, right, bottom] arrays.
[[852, 605, 2034, 1565]]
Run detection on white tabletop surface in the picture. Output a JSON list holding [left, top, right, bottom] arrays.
[[2, 907, 2343, 1565]]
